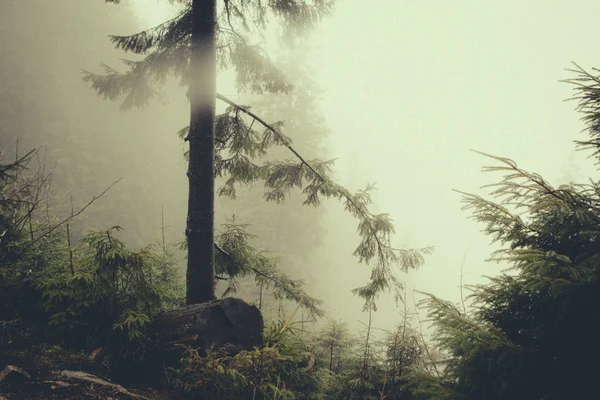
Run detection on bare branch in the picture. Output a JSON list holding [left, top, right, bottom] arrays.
[[15, 178, 122, 259]]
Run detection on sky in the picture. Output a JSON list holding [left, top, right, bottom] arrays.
[[130, 0, 600, 332], [313, 0, 600, 328]]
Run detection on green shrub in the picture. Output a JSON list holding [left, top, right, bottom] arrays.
[[37, 226, 183, 355], [173, 319, 327, 399], [0, 149, 184, 362]]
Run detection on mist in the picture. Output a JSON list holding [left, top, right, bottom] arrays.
[[4, 1, 600, 398], [3, 0, 599, 347], [313, 0, 600, 332]]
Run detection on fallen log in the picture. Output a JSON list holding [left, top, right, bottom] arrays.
[[91, 297, 264, 384], [148, 297, 264, 366]]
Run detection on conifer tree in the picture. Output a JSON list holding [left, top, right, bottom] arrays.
[[406, 65, 600, 400], [86, 0, 430, 309]]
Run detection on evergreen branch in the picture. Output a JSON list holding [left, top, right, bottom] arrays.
[[214, 241, 324, 317], [562, 63, 600, 162], [472, 150, 565, 205], [217, 93, 324, 181], [459, 151, 600, 256], [217, 95, 387, 250], [216, 93, 431, 305], [214, 242, 284, 286], [108, 7, 191, 54]]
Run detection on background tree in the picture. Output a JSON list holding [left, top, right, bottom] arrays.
[[0, 0, 187, 248], [315, 319, 352, 374]]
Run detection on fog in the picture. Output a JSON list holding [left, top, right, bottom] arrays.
[[313, 0, 600, 331], [3, 0, 600, 337]]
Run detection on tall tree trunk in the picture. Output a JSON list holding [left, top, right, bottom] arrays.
[[185, 0, 217, 305]]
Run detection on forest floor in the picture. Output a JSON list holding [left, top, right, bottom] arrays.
[[0, 348, 174, 400]]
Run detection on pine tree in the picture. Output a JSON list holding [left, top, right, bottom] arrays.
[[406, 65, 600, 400], [86, 0, 430, 310]]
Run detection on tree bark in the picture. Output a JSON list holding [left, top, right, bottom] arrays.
[[185, 0, 217, 304], [150, 298, 264, 356]]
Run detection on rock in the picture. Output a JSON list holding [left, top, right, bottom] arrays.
[[0, 365, 31, 389], [150, 297, 263, 362]]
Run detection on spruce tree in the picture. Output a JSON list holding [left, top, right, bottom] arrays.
[[406, 65, 600, 400], [86, 0, 430, 309]]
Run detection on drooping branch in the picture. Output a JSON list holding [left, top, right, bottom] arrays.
[[213, 241, 324, 316], [216, 93, 432, 305], [217, 93, 384, 245], [217, 93, 326, 182]]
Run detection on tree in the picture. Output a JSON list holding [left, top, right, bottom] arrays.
[[406, 65, 600, 400], [184, 0, 218, 304], [316, 319, 352, 374], [86, 0, 430, 310]]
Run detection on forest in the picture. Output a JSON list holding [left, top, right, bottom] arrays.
[[1, 1, 599, 399]]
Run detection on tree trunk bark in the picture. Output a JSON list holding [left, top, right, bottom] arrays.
[[185, 0, 217, 304]]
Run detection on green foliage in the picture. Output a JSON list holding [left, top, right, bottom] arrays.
[[216, 217, 324, 317], [0, 149, 184, 360], [406, 67, 600, 399], [302, 315, 425, 400], [340, 327, 421, 399], [37, 226, 183, 354], [173, 319, 325, 399], [0, 149, 62, 325], [405, 294, 521, 400]]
